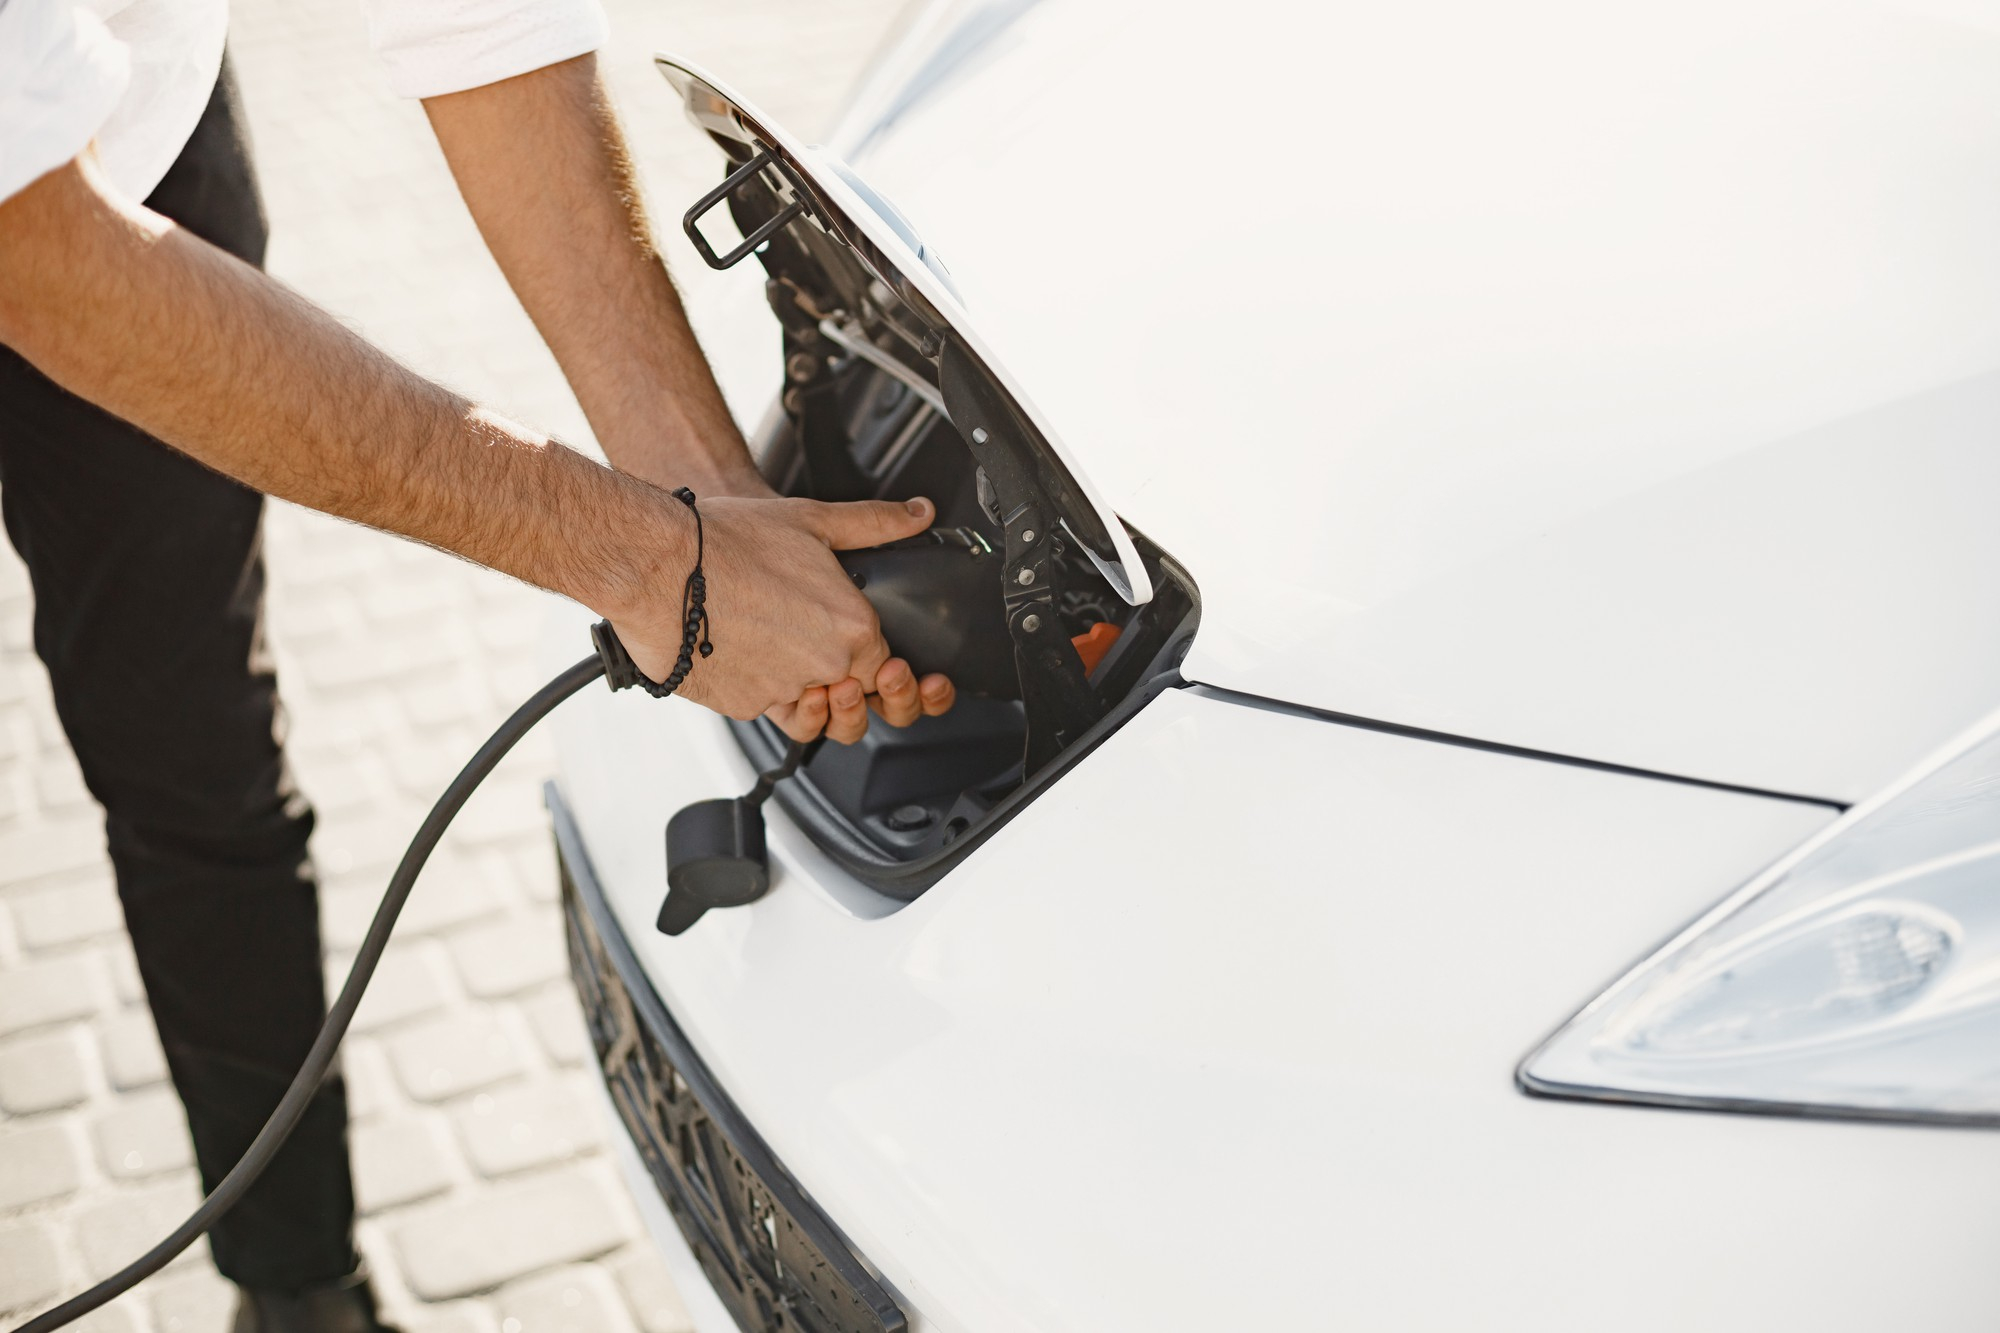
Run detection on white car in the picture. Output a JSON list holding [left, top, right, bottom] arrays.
[[546, 2, 2000, 1329]]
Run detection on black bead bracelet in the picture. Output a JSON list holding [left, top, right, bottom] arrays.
[[591, 486, 711, 699], [664, 486, 713, 690]]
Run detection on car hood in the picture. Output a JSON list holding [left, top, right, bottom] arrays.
[[824, 0, 2000, 804]]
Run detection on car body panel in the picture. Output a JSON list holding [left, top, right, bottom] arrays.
[[550, 596, 2000, 1330], [815, 0, 2000, 803]]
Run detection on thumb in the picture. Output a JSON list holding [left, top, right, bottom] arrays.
[[804, 495, 935, 551]]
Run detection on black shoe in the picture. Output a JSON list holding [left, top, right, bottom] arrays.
[[232, 1274, 401, 1333]]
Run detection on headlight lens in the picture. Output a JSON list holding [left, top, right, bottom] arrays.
[[1521, 712, 2000, 1124]]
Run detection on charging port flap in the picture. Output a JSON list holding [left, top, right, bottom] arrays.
[[655, 53, 1153, 607]]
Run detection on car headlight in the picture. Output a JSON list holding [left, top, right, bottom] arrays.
[[1521, 710, 2000, 1125]]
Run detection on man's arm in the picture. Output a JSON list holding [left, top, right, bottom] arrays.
[[421, 57, 958, 742], [0, 154, 930, 719], [422, 54, 761, 498]]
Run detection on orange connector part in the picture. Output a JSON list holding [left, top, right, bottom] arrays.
[[1070, 621, 1122, 675]]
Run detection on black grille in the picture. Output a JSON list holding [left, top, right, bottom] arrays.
[[550, 786, 906, 1333]]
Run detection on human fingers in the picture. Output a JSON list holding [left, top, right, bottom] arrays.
[[825, 677, 870, 745], [867, 658, 922, 728], [796, 495, 934, 550], [771, 687, 829, 743], [918, 673, 957, 718]]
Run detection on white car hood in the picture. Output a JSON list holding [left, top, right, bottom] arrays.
[[550, 669, 2000, 1333], [831, 0, 2000, 804]]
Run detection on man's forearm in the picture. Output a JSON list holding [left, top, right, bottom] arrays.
[[0, 156, 685, 620], [423, 56, 765, 494]]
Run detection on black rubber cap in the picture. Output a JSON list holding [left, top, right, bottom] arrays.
[[657, 797, 770, 936]]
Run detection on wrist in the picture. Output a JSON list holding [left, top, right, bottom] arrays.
[[552, 450, 700, 623]]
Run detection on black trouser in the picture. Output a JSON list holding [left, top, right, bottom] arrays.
[[0, 61, 357, 1293]]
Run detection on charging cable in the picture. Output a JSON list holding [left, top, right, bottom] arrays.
[[12, 652, 609, 1333]]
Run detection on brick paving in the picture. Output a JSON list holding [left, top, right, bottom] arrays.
[[0, 0, 903, 1329]]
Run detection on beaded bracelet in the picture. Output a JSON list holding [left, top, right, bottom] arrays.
[[661, 486, 713, 693], [590, 487, 710, 699]]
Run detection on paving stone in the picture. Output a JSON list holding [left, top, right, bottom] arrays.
[[0, 819, 104, 889], [340, 1039, 396, 1121], [0, 955, 100, 1037], [397, 857, 517, 936], [319, 883, 390, 955], [387, 733, 488, 801], [35, 758, 94, 814], [453, 1080, 600, 1179], [446, 917, 565, 1000], [267, 585, 363, 646], [2, 607, 34, 655], [403, 1301, 500, 1333], [104, 942, 146, 1007], [444, 782, 548, 851], [313, 810, 423, 878], [62, 1303, 141, 1333], [474, 612, 539, 657], [271, 534, 391, 594], [352, 1114, 459, 1213], [291, 753, 386, 817], [497, 1265, 635, 1333], [360, 578, 462, 628], [400, 679, 490, 731], [73, 1176, 204, 1279], [385, 1010, 526, 1104], [92, 1087, 195, 1180], [0, 1027, 90, 1113], [334, 944, 454, 1035], [390, 1171, 634, 1300], [9, 873, 122, 950], [0, 1221, 61, 1311], [98, 1008, 169, 1091], [149, 1266, 237, 1333], [0, 1120, 83, 1209], [290, 691, 400, 753], [606, 1249, 695, 1333], [519, 987, 588, 1070], [511, 842, 558, 906], [28, 699, 70, 754], [303, 634, 455, 695], [322, 859, 503, 952]]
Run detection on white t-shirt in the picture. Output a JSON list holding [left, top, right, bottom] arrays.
[[0, 0, 609, 205]]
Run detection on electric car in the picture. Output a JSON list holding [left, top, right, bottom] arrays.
[[546, 1, 2000, 1328]]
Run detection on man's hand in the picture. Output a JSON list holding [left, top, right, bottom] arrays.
[[695, 480, 958, 744], [603, 493, 951, 725]]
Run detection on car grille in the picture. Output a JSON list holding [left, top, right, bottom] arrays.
[[550, 786, 906, 1333]]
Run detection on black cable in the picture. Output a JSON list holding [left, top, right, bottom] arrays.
[[13, 655, 606, 1333]]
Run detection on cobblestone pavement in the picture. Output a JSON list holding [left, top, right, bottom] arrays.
[[1, 1, 903, 1329]]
